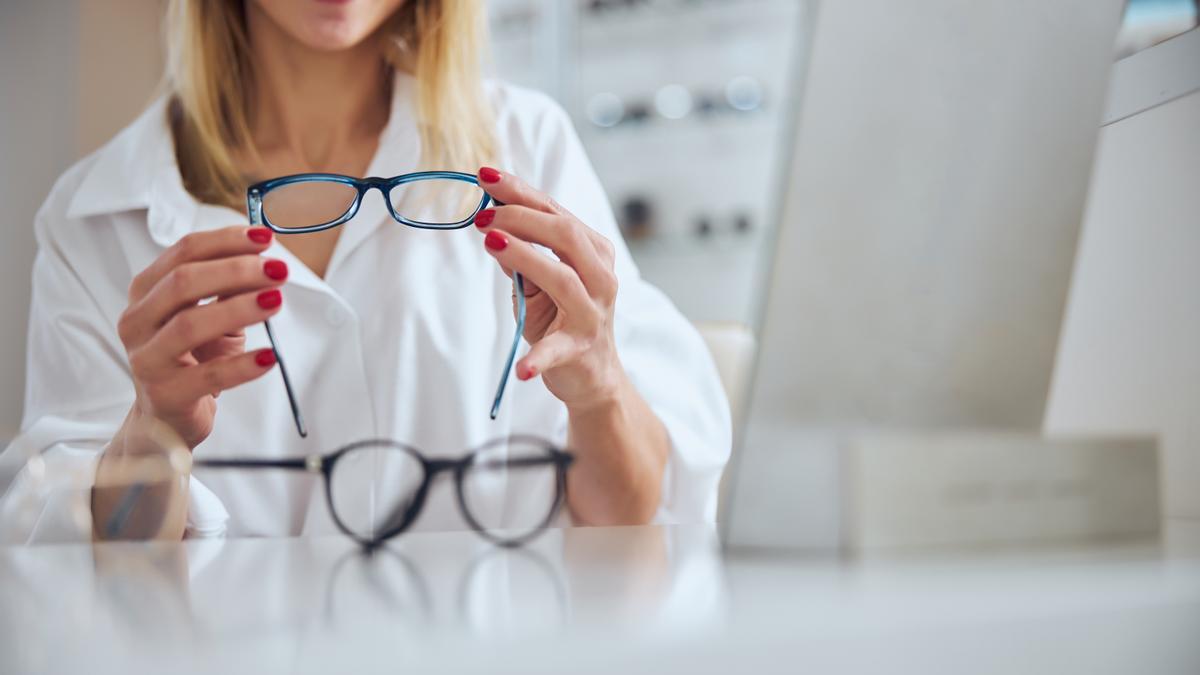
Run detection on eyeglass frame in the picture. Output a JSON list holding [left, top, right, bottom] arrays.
[[195, 434, 575, 549], [245, 171, 526, 439]]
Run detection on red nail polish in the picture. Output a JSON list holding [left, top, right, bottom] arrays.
[[263, 259, 288, 281], [479, 167, 502, 184], [519, 364, 537, 380], [248, 227, 272, 244], [474, 209, 496, 228], [255, 349, 277, 368], [484, 230, 508, 251], [257, 289, 282, 309]]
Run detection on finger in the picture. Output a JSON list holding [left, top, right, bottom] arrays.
[[482, 230, 592, 316], [134, 289, 283, 373], [122, 256, 288, 347], [211, 290, 250, 334], [516, 332, 580, 381], [193, 334, 247, 364], [515, 277, 543, 299], [159, 349, 278, 404], [498, 270, 544, 305], [475, 205, 615, 300], [494, 264, 544, 304], [194, 327, 248, 399], [495, 263, 544, 299], [477, 167, 569, 217], [477, 167, 616, 262], [129, 226, 274, 302]]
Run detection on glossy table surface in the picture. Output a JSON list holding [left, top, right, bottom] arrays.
[[2, 522, 1199, 674]]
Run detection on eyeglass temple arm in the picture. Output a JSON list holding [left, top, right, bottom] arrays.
[[264, 319, 308, 438], [195, 456, 309, 470], [474, 453, 574, 471], [490, 272, 526, 420], [249, 195, 308, 439]]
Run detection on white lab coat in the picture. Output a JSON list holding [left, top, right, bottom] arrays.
[[0, 75, 730, 543]]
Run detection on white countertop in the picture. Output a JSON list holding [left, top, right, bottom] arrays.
[[2, 522, 1198, 674]]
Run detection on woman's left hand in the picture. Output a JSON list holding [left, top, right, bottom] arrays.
[[474, 166, 627, 413]]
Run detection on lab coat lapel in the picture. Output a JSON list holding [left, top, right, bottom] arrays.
[[320, 73, 422, 282]]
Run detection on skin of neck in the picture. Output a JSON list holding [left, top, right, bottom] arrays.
[[244, 4, 393, 172]]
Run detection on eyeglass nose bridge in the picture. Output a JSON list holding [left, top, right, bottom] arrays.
[[354, 177, 396, 204], [332, 178, 397, 228], [359, 176, 393, 192], [355, 177, 411, 225]]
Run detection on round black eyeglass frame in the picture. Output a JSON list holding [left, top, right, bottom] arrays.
[[244, 171, 525, 440], [195, 435, 574, 548]]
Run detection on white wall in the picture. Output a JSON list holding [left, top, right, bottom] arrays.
[[0, 2, 80, 441], [0, 1, 163, 441], [1045, 30, 1200, 520], [726, 0, 1124, 547], [745, 0, 1123, 430], [76, 0, 165, 156]]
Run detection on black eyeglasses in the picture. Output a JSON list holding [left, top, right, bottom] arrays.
[[195, 435, 574, 548], [247, 171, 524, 438]]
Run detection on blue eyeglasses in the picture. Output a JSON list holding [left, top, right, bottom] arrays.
[[247, 171, 525, 438]]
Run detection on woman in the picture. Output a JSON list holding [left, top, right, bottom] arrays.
[[0, 0, 729, 542]]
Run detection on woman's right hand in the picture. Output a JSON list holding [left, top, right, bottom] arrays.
[[115, 225, 288, 450]]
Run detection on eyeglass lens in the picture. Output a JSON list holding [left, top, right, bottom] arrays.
[[389, 179, 485, 226], [326, 440, 563, 544], [262, 181, 359, 230], [329, 444, 426, 541], [458, 439, 563, 543]]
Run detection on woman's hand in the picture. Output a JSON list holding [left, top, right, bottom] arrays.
[[472, 167, 626, 413], [115, 225, 288, 449], [474, 167, 670, 526], [96, 225, 287, 541]]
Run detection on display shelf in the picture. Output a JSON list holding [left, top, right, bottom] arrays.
[[486, 0, 809, 324], [626, 229, 767, 324]]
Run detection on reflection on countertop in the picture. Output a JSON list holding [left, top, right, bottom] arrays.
[[2, 522, 1199, 674], [0, 524, 727, 673]]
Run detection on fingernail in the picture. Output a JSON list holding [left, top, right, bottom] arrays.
[[263, 259, 288, 281], [255, 349, 277, 368], [248, 227, 272, 244], [518, 364, 537, 381], [257, 289, 282, 309], [474, 209, 496, 228], [479, 167, 502, 184], [484, 230, 508, 251]]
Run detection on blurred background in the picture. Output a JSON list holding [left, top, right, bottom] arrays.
[[1, 1, 1197, 531], [0, 0, 811, 444]]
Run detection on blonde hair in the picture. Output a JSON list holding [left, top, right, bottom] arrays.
[[165, 0, 495, 208]]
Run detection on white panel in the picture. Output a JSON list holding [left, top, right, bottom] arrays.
[[1045, 88, 1200, 519], [725, 0, 1123, 547], [1104, 27, 1200, 124], [0, 2, 80, 439], [846, 434, 1160, 549]]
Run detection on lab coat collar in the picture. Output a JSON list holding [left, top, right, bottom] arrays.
[[63, 73, 422, 271], [65, 97, 198, 248]]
